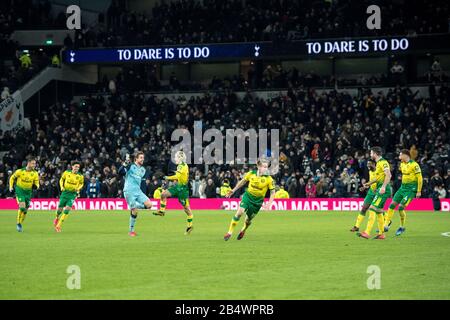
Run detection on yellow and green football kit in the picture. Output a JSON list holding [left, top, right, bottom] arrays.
[[9, 167, 39, 206], [239, 170, 275, 220], [55, 170, 84, 229], [9, 167, 39, 225], [364, 158, 391, 236], [371, 158, 392, 209], [159, 162, 192, 228], [227, 170, 275, 237], [385, 160, 422, 228], [58, 170, 84, 208]]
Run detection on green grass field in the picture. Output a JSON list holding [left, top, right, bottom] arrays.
[[0, 210, 449, 300]]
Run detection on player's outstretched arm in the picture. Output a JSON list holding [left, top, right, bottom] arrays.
[[226, 178, 247, 198], [263, 189, 276, 210], [8, 170, 17, 192], [118, 160, 131, 176]]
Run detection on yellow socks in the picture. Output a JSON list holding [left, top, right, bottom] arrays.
[[377, 213, 385, 235], [56, 214, 67, 228], [20, 213, 26, 224], [385, 207, 395, 227], [355, 214, 365, 228], [187, 214, 193, 228], [57, 210, 69, 228], [56, 208, 63, 219], [228, 216, 240, 234], [241, 220, 251, 232], [399, 209, 406, 227], [159, 199, 167, 213], [365, 210, 376, 234], [17, 208, 27, 224], [17, 209, 22, 224]]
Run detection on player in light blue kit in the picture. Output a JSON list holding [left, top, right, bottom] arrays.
[[119, 151, 152, 237]]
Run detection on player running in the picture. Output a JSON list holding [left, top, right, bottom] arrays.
[[8, 157, 40, 232], [357, 147, 392, 240], [119, 151, 153, 237], [223, 158, 275, 241], [153, 151, 194, 236], [384, 149, 422, 236], [350, 159, 377, 232], [54, 161, 84, 232]]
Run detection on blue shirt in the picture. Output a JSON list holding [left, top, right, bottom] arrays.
[[121, 163, 146, 193]]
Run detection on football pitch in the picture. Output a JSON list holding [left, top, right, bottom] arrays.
[[0, 210, 449, 300]]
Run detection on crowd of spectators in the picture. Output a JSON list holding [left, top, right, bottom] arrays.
[[1, 0, 450, 48], [0, 83, 448, 200], [94, 59, 447, 97], [95, 0, 450, 46], [1, 0, 449, 96], [0, 0, 59, 94]]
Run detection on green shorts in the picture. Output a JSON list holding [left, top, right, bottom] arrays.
[[15, 186, 32, 208], [371, 185, 392, 210], [363, 189, 376, 207], [240, 192, 264, 220], [58, 191, 77, 209], [392, 186, 416, 207], [168, 184, 190, 207]]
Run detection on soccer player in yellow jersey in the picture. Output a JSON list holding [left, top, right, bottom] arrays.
[[8, 157, 39, 232], [220, 179, 232, 197], [224, 158, 275, 241], [357, 147, 392, 240], [384, 149, 422, 236], [274, 185, 290, 199], [153, 151, 194, 235], [350, 159, 376, 232], [54, 161, 84, 232]]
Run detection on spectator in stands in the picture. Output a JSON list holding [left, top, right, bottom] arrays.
[[305, 178, 317, 198], [19, 53, 32, 69], [390, 61, 405, 85], [191, 174, 201, 198], [430, 58, 443, 82], [0, 180, 7, 198], [63, 34, 74, 48], [86, 177, 101, 198], [204, 178, 217, 198], [51, 54, 60, 67], [1, 87, 10, 100], [430, 170, 444, 190]]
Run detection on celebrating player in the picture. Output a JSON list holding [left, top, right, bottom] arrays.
[[153, 151, 194, 235], [119, 151, 153, 237], [350, 159, 377, 232], [357, 147, 392, 240], [8, 156, 40, 232], [54, 160, 84, 232], [384, 149, 422, 236], [223, 158, 275, 241]]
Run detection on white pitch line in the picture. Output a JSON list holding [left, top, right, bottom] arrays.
[[441, 232, 450, 237]]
